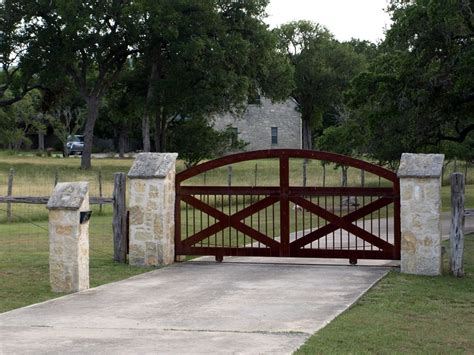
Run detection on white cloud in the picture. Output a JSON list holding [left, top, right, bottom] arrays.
[[265, 0, 392, 43]]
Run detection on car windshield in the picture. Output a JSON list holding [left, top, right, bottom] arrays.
[[67, 135, 84, 143]]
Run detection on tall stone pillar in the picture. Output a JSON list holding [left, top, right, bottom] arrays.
[[398, 153, 444, 276], [128, 153, 178, 266], [47, 182, 90, 293]]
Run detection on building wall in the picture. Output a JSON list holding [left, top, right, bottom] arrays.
[[212, 97, 302, 151]]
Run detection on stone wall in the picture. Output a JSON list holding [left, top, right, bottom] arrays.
[[212, 97, 302, 151]]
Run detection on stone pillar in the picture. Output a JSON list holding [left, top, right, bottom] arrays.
[[47, 182, 90, 293], [128, 153, 178, 266], [398, 153, 444, 276]]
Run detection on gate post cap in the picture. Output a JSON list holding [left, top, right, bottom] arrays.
[[128, 153, 178, 179], [47, 182, 89, 210], [397, 153, 444, 178]]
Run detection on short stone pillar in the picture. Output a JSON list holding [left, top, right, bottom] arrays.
[[398, 153, 444, 276], [47, 182, 90, 293], [128, 153, 178, 266]]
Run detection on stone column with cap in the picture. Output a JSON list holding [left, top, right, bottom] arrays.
[[47, 182, 90, 293], [398, 153, 444, 276], [128, 153, 178, 266]]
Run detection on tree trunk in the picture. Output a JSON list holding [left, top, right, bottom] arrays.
[[81, 96, 100, 170], [302, 118, 312, 150], [154, 109, 167, 152], [38, 132, 45, 151], [118, 127, 127, 158], [142, 62, 159, 152], [62, 142, 69, 157]]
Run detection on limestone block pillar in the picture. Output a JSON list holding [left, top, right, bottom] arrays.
[[128, 153, 178, 266], [398, 153, 444, 276], [47, 182, 90, 293]]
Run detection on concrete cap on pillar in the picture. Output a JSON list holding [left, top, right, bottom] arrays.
[[128, 153, 178, 179], [47, 182, 89, 210], [397, 153, 444, 178]]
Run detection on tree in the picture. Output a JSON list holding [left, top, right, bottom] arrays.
[[137, 0, 292, 152], [347, 0, 474, 161], [168, 117, 247, 168], [0, 89, 43, 150], [0, 0, 43, 107], [23, 0, 140, 169], [275, 21, 366, 149]]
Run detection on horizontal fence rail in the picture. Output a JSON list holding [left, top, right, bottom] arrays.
[[0, 196, 114, 204]]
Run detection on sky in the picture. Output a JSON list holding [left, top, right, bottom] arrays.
[[265, 0, 392, 43]]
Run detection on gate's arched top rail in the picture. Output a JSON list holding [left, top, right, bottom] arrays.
[[176, 149, 398, 184]]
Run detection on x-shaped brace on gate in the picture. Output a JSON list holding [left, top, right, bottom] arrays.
[[180, 195, 281, 250], [180, 194, 395, 253]]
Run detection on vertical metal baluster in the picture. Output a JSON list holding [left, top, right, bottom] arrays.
[[370, 195, 374, 250], [272, 203, 275, 240], [243, 195, 246, 247], [192, 200, 196, 246], [332, 195, 335, 250], [207, 195, 210, 247], [214, 195, 217, 247], [257, 195, 261, 249], [228, 192, 232, 248], [221, 194, 224, 248], [310, 195, 313, 249], [339, 194, 343, 250], [347, 194, 350, 250], [185, 202, 189, 239]]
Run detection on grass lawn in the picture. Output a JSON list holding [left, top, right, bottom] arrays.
[[296, 234, 474, 354], [0, 215, 154, 313]]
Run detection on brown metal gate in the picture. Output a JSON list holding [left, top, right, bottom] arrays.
[[175, 150, 400, 263]]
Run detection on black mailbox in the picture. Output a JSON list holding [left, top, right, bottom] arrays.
[[80, 211, 92, 224]]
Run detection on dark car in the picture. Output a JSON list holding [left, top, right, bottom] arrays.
[[67, 135, 84, 155]]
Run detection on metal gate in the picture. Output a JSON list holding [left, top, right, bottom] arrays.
[[175, 150, 400, 263]]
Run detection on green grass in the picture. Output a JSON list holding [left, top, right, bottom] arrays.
[[0, 215, 154, 313], [296, 235, 474, 354], [1, 151, 473, 313]]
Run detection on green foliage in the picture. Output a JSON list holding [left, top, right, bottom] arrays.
[[346, 0, 474, 164], [134, 0, 293, 151], [0, 90, 45, 150], [275, 21, 367, 149], [168, 118, 247, 168]]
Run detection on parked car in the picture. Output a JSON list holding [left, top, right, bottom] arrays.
[[67, 135, 84, 155]]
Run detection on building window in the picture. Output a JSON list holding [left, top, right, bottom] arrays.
[[271, 127, 278, 145], [247, 93, 261, 105]]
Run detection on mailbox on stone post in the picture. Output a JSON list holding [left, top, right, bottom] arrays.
[[47, 182, 90, 293]]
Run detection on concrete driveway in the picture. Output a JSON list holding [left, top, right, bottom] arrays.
[[0, 259, 393, 355]]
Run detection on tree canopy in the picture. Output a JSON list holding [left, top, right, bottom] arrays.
[[346, 0, 474, 164]]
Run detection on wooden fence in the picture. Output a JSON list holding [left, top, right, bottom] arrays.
[[0, 171, 128, 264]]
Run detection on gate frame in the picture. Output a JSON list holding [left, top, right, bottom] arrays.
[[175, 149, 401, 261]]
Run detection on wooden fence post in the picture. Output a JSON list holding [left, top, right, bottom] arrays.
[[450, 173, 465, 277], [113, 173, 127, 263], [7, 168, 14, 222], [54, 169, 59, 186]]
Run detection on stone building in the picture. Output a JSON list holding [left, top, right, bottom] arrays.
[[212, 97, 302, 151]]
